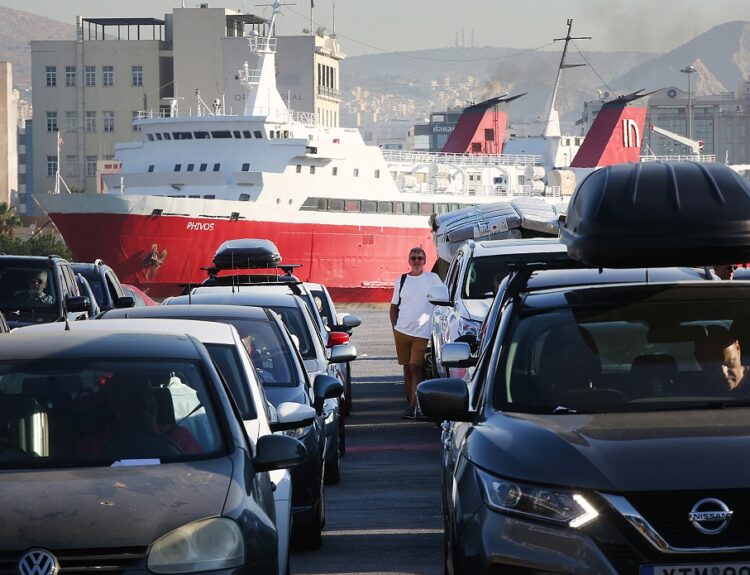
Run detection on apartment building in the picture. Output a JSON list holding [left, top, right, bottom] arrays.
[[0, 62, 18, 208], [30, 4, 343, 211]]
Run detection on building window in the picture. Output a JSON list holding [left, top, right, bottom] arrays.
[[310, 166, 316, 174], [332, 166, 338, 176], [353, 168, 359, 177], [46, 66, 57, 87], [296, 165, 302, 173], [174, 164, 181, 172], [131, 111, 140, 131], [199, 163, 207, 172], [213, 163, 220, 171], [103, 65, 114, 86], [131, 65, 143, 87], [65, 111, 77, 132], [65, 155, 77, 176], [85, 111, 96, 133], [46, 112, 58, 132], [374, 169, 380, 179], [147, 165, 155, 172], [187, 164, 194, 172], [86, 156, 97, 177], [242, 163, 250, 171], [65, 66, 76, 87], [85, 65, 96, 87], [103, 111, 115, 132], [46, 155, 57, 177]]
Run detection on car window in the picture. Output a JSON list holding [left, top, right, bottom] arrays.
[[0, 359, 224, 467], [203, 343, 256, 420], [0, 263, 59, 319], [268, 305, 316, 360], [494, 299, 750, 413], [309, 288, 334, 327]]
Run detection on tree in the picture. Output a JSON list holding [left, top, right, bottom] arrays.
[[0, 203, 20, 238]]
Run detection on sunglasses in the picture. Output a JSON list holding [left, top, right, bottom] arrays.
[[410, 256, 425, 261]]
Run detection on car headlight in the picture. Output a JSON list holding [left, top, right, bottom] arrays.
[[457, 317, 481, 338], [476, 468, 599, 528], [277, 424, 313, 439], [147, 517, 244, 573]]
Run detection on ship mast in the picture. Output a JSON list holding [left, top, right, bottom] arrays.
[[543, 19, 590, 138]]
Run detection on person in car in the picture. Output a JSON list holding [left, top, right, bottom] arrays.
[[389, 246, 442, 419], [713, 264, 738, 280], [78, 375, 202, 456], [14, 271, 54, 304], [694, 325, 750, 394]]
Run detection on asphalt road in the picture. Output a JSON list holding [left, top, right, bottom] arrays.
[[290, 307, 444, 575]]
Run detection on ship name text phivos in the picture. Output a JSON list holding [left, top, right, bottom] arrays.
[[186, 222, 215, 231]]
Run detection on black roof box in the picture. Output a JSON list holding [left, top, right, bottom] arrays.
[[212, 239, 281, 270], [561, 162, 750, 267]]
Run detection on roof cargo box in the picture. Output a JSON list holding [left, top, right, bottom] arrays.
[[561, 162, 750, 268], [212, 239, 281, 269]]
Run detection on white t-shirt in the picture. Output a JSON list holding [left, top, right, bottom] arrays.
[[391, 271, 442, 339]]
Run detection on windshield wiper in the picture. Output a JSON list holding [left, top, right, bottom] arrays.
[[552, 405, 577, 414]]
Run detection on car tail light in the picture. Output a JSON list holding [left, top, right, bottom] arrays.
[[327, 331, 350, 348]]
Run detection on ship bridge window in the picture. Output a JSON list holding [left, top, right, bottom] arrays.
[[345, 200, 360, 213], [269, 131, 274, 139], [450, 203, 460, 211], [147, 134, 154, 142], [374, 169, 381, 179], [173, 132, 193, 140], [353, 168, 360, 177], [242, 163, 250, 171], [148, 165, 155, 172], [310, 166, 316, 174], [233, 131, 241, 138], [332, 167, 338, 176], [378, 201, 393, 213], [187, 164, 195, 172], [328, 198, 344, 212], [163, 133, 171, 140], [189, 195, 200, 198], [194, 131, 210, 139], [239, 194, 250, 201], [405, 202, 419, 215], [243, 130, 253, 138], [296, 165, 302, 173], [155, 133, 163, 141], [361, 200, 377, 213], [419, 203, 434, 216], [203, 194, 215, 199], [435, 203, 450, 215], [174, 164, 182, 171], [211, 131, 232, 138], [283, 131, 289, 138], [254, 131, 262, 138], [300, 197, 326, 211], [394, 202, 404, 214], [213, 163, 220, 171], [199, 164, 207, 172]]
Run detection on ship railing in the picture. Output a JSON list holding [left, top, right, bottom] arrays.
[[317, 86, 342, 101], [134, 106, 317, 125], [382, 150, 543, 167], [248, 37, 277, 53], [641, 154, 716, 163]]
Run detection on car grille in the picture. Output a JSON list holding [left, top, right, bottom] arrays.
[[0, 547, 148, 575], [627, 489, 750, 549]]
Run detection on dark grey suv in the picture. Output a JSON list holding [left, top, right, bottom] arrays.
[[419, 162, 750, 575]]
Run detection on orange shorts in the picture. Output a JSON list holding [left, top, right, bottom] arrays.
[[393, 329, 428, 366]]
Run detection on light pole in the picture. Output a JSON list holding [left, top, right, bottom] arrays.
[[680, 65, 697, 143]]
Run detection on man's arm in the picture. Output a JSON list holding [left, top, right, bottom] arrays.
[[389, 304, 399, 329]]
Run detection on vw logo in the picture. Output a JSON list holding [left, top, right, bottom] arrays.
[[688, 498, 733, 535], [17, 549, 59, 575]]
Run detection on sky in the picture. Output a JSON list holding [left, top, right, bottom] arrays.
[[8, 0, 750, 56]]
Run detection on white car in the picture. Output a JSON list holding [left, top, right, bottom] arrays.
[[13, 318, 312, 575]]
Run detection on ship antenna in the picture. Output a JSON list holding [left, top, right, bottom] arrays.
[[256, 0, 295, 44], [543, 19, 590, 137]]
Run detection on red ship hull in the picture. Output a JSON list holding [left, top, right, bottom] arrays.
[[49, 212, 436, 302]]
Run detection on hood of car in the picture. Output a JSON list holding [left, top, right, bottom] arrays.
[[1, 458, 233, 549], [469, 409, 750, 491], [461, 299, 492, 323], [264, 385, 309, 408]]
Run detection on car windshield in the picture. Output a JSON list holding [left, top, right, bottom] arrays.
[[463, 253, 554, 300], [494, 299, 750, 413], [0, 359, 224, 468], [0, 263, 58, 319]]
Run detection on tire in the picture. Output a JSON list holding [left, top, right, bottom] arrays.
[[324, 442, 341, 484], [292, 474, 325, 550]]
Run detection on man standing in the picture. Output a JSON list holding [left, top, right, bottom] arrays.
[[390, 246, 441, 419]]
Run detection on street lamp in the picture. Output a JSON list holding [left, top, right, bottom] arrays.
[[680, 65, 697, 143]]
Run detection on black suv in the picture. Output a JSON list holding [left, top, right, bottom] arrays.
[[419, 162, 750, 575], [71, 259, 134, 313], [0, 255, 91, 328]]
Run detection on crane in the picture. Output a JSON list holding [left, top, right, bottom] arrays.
[[649, 124, 705, 155]]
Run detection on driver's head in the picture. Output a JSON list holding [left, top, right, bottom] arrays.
[[695, 325, 744, 390], [107, 375, 157, 430], [28, 271, 48, 295]]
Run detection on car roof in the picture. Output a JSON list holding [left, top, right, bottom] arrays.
[[520, 280, 750, 313], [1, 331, 204, 361], [472, 238, 566, 257], [103, 303, 269, 321], [0, 255, 59, 266], [525, 266, 712, 291], [172, 288, 301, 308], [15, 318, 238, 345]]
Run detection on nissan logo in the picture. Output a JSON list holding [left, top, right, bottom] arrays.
[[688, 498, 734, 535]]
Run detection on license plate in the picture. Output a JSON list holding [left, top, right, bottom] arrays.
[[641, 564, 750, 575]]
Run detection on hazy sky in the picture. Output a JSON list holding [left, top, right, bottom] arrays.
[[8, 0, 750, 56]]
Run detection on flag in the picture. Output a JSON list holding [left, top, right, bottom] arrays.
[[57, 132, 64, 147]]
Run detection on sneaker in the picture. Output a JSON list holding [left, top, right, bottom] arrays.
[[401, 405, 416, 419], [415, 406, 431, 421]]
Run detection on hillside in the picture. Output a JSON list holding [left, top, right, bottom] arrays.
[[0, 5, 76, 88]]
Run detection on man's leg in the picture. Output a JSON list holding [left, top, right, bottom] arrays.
[[405, 363, 422, 407]]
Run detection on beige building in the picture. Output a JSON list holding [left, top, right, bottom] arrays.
[[0, 62, 18, 208], [30, 4, 343, 199]]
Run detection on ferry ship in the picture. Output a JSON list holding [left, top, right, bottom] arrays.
[[37, 10, 652, 301]]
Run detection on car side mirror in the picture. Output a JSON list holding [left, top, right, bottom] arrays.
[[114, 296, 136, 309], [417, 378, 472, 422], [270, 402, 316, 432], [65, 295, 91, 314], [441, 342, 476, 367], [252, 434, 307, 472], [313, 374, 344, 414], [329, 342, 357, 363], [427, 284, 451, 306], [455, 333, 478, 353]]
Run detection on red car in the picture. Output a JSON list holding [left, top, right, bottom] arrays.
[[121, 283, 159, 306]]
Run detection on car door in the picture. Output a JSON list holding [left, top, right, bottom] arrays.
[[433, 248, 464, 376]]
